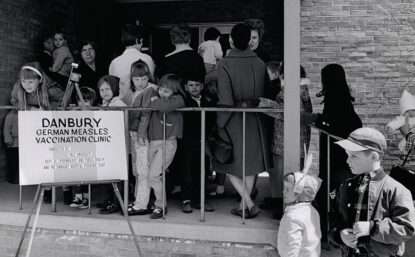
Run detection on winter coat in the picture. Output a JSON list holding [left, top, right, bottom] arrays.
[[330, 170, 415, 257], [148, 94, 185, 141], [213, 48, 271, 177], [129, 84, 157, 138], [278, 203, 321, 257]]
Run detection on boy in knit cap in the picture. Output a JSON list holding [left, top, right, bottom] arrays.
[[330, 127, 415, 257], [386, 89, 415, 152], [277, 153, 322, 257]]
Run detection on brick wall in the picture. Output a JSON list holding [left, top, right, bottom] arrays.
[[0, 0, 80, 181], [301, 0, 415, 170], [0, 224, 278, 257]]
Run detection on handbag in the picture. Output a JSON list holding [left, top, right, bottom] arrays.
[[390, 149, 415, 196], [205, 127, 233, 164]]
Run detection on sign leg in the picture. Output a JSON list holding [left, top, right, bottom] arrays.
[[112, 182, 143, 257], [15, 184, 41, 257], [25, 187, 45, 257]]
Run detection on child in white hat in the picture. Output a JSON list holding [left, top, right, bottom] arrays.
[[386, 89, 415, 151], [277, 153, 322, 257]]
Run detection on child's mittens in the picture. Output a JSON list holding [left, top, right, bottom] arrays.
[[386, 116, 415, 131]]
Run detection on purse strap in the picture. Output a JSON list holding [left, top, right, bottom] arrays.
[[402, 148, 412, 167], [220, 127, 233, 146]]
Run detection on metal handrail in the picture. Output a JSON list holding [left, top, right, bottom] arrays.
[[0, 105, 284, 113], [10, 106, 282, 224]]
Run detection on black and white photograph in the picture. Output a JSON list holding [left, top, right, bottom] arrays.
[[0, 0, 415, 256]]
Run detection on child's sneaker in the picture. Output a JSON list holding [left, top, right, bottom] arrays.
[[182, 201, 193, 213], [69, 197, 83, 208], [79, 199, 89, 209], [150, 206, 167, 219]]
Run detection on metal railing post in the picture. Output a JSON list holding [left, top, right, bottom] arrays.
[[162, 113, 166, 219], [242, 111, 246, 224], [52, 187, 56, 212], [200, 110, 206, 222], [19, 185, 22, 210]]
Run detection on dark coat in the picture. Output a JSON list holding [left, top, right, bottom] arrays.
[[213, 48, 271, 177], [318, 98, 362, 190], [78, 60, 107, 104], [315, 96, 362, 242], [155, 49, 206, 83], [182, 93, 216, 147]]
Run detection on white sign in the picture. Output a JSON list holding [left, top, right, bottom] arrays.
[[18, 111, 128, 185]]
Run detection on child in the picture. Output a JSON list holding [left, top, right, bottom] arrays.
[[147, 73, 185, 219], [180, 76, 215, 213], [69, 87, 97, 209], [265, 61, 282, 98], [11, 62, 64, 110], [50, 30, 74, 86], [277, 154, 322, 257], [386, 89, 415, 152], [330, 127, 415, 257], [97, 75, 127, 214], [3, 110, 19, 184], [198, 27, 222, 74], [127, 60, 158, 216], [10, 62, 65, 203], [98, 75, 127, 107], [38, 34, 54, 77]]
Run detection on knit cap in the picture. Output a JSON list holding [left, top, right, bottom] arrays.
[[98, 75, 120, 97]]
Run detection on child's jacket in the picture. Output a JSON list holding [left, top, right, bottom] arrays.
[[330, 170, 415, 257], [149, 94, 184, 141], [129, 84, 157, 138], [182, 94, 215, 146], [3, 110, 18, 147], [52, 46, 74, 77], [277, 202, 321, 257]]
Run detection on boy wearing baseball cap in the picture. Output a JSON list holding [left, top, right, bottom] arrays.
[[330, 127, 415, 257]]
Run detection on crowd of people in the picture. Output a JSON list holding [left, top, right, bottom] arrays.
[[3, 19, 415, 257]]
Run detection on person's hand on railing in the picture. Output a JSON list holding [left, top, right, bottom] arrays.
[[150, 96, 159, 102]]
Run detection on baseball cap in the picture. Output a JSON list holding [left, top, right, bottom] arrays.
[[335, 127, 387, 154]]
